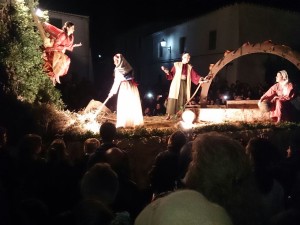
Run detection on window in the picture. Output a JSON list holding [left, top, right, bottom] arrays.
[[209, 30, 217, 50], [179, 37, 186, 54], [159, 44, 163, 58]]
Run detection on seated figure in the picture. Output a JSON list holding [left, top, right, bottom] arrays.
[[258, 70, 297, 123]]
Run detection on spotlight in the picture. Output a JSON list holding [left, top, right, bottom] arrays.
[[146, 92, 153, 99], [181, 109, 196, 129]]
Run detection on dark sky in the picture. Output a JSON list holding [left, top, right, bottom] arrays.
[[38, 0, 300, 29], [38, 0, 300, 56]]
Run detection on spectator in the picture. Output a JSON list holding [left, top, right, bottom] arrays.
[[135, 189, 232, 225], [184, 132, 266, 225], [148, 131, 187, 201], [246, 137, 285, 221], [87, 122, 117, 169]]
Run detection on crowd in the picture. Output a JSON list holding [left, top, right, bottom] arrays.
[[1, 122, 300, 225]]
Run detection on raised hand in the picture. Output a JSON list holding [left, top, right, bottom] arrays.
[[204, 74, 213, 81], [161, 66, 169, 74], [74, 42, 82, 48]]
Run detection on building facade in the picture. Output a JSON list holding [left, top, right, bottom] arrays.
[[114, 3, 300, 100]]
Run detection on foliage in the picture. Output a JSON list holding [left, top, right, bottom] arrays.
[[0, 0, 64, 108]]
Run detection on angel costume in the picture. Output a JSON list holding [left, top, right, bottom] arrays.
[[109, 54, 144, 128], [43, 22, 75, 84]]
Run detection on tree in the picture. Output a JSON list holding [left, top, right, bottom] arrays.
[[0, 0, 64, 108]]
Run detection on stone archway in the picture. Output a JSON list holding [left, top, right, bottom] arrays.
[[200, 40, 300, 103]]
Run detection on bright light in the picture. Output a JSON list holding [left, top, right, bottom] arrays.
[[35, 8, 44, 17], [160, 39, 167, 47], [182, 109, 195, 125], [223, 95, 228, 100], [147, 92, 153, 99]]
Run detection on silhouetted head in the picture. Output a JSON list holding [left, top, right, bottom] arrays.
[[100, 122, 116, 143]]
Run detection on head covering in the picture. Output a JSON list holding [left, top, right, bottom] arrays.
[[113, 53, 133, 75], [135, 190, 232, 225], [277, 70, 289, 82]]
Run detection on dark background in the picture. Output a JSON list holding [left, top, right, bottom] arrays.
[[37, 0, 300, 110], [39, 0, 300, 58]]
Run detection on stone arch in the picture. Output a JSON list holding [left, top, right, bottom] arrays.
[[200, 40, 300, 103]]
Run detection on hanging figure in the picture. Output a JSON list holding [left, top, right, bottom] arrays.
[[42, 21, 82, 85], [108, 53, 144, 128]]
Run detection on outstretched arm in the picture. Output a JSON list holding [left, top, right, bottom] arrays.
[[73, 42, 82, 48], [161, 66, 169, 74]]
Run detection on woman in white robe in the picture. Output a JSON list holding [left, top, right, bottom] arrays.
[[108, 53, 144, 128]]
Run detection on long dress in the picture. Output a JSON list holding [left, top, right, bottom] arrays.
[[260, 82, 295, 122], [109, 56, 144, 128], [43, 22, 74, 80]]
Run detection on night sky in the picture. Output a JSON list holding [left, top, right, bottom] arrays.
[[38, 0, 300, 56]]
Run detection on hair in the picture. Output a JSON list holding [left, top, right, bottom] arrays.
[[18, 133, 42, 159], [246, 137, 282, 194], [277, 70, 289, 81], [80, 163, 119, 205], [84, 138, 100, 154], [104, 147, 130, 178], [167, 130, 187, 153], [47, 138, 69, 163], [72, 199, 114, 225], [99, 122, 116, 142], [62, 21, 74, 35], [184, 131, 265, 225]]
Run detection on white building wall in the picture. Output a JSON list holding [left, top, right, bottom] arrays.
[[116, 3, 300, 95]]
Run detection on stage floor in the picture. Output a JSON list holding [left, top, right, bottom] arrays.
[[98, 108, 270, 129]]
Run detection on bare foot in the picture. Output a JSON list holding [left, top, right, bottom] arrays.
[[55, 75, 61, 84], [50, 77, 56, 86]]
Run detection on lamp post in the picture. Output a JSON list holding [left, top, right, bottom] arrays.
[[160, 39, 171, 54]]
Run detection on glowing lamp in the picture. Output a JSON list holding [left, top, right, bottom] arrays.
[[182, 109, 196, 124]]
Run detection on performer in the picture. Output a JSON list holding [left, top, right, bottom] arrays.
[[43, 21, 82, 85], [108, 53, 144, 128], [161, 52, 206, 120], [258, 70, 295, 123]]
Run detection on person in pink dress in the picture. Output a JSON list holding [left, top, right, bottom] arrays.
[[43, 21, 82, 85], [258, 70, 296, 123]]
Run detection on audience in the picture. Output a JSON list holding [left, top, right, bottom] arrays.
[[87, 121, 117, 169], [80, 162, 131, 225], [148, 130, 187, 201], [184, 131, 267, 225], [245, 137, 285, 222], [2, 122, 300, 225], [135, 189, 233, 225], [44, 138, 80, 216]]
